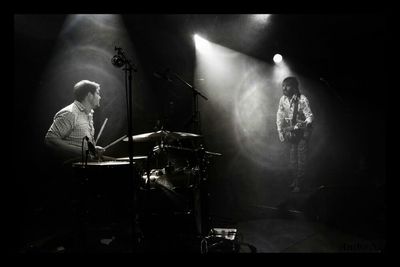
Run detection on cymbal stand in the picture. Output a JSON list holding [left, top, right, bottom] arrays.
[[169, 71, 208, 134]]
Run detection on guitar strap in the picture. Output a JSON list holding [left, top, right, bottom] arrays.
[[291, 95, 299, 126]]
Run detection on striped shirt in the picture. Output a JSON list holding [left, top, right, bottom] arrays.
[[45, 100, 95, 149]]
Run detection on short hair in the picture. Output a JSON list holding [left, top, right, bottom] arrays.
[[73, 80, 100, 101], [282, 76, 299, 88]]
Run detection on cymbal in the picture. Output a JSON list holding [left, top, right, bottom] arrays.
[[173, 132, 202, 138], [205, 151, 222, 156], [115, 156, 148, 161], [123, 130, 201, 142]]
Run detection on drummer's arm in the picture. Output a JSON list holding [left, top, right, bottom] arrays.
[[45, 136, 82, 157], [45, 111, 82, 157]]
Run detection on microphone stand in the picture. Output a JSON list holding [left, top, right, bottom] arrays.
[[320, 77, 345, 105], [112, 47, 139, 250], [169, 71, 208, 134], [167, 70, 211, 237], [81, 137, 86, 167]]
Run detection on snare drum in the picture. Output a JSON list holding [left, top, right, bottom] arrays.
[[72, 161, 131, 167], [72, 161, 133, 178], [72, 161, 139, 191]]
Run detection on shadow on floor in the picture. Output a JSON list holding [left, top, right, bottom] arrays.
[[18, 180, 385, 253]]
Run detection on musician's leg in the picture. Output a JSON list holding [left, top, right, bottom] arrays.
[[296, 139, 308, 191], [289, 144, 298, 189]]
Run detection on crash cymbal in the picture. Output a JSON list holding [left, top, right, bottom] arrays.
[[122, 130, 174, 142], [123, 130, 201, 142], [205, 151, 222, 156]]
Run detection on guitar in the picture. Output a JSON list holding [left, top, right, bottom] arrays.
[[282, 120, 312, 143]]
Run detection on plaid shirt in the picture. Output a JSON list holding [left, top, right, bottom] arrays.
[[276, 94, 313, 134], [45, 100, 95, 149]]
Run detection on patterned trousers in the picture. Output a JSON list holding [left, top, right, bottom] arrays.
[[288, 138, 308, 181]]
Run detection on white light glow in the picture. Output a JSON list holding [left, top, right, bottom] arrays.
[[195, 40, 285, 170], [272, 60, 292, 84], [273, 54, 283, 64], [194, 34, 211, 53], [252, 14, 271, 24]]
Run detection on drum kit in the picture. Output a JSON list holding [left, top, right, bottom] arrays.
[[72, 128, 221, 237]]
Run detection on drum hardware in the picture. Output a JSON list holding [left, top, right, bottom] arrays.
[[112, 127, 220, 238], [161, 144, 222, 157]]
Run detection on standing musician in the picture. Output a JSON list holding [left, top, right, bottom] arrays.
[[276, 77, 314, 193]]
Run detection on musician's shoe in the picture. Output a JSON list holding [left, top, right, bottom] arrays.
[[289, 178, 298, 188], [291, 186, 300, 193]]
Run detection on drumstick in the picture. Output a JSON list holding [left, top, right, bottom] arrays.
[[95, 118, 108, 145], [103, 134, 128, 150]]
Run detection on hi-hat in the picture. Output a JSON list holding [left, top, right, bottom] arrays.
[[122, 130, 201, 142]]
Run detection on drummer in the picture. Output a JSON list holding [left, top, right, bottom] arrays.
[[45, 80, 107, 163], [41, 80, 112, 244]]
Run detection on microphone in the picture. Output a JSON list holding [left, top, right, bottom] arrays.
[[111, 46, 138, 72], [111, 55, 125, 68], [111, 46, 126, 68], [153, 68, 172, 82]]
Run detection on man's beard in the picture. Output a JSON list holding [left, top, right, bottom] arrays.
[[283, 90, 293, 97], [91, 100, 100, 109]]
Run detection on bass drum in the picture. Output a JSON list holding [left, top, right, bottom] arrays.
[[138, 165, 207, 237], [72, 161, 138, 225]]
